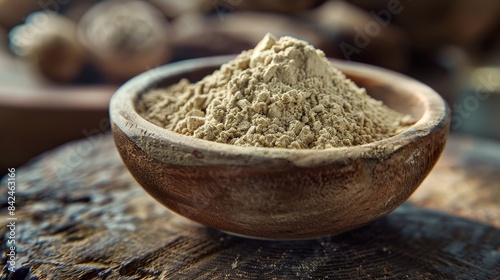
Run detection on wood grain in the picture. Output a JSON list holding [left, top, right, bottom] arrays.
[[1, 134, 499, 279]]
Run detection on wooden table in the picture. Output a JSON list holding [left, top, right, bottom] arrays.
[[1, 133, 499, 279]]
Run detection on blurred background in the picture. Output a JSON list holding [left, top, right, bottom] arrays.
[[1, 0, 499, 173]]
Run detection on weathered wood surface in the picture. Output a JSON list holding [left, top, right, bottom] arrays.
[[1, 134, 499, 279]]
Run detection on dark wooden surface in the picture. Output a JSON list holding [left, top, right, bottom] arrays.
[[1, 133, 499, 279]]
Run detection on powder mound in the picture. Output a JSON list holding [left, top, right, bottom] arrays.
[[138, 33, 414, 149]]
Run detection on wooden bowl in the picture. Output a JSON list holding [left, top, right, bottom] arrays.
[[110, 55, 450, 240]]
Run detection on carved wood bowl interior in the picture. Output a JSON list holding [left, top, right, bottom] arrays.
[[110, 55, 450, 240]]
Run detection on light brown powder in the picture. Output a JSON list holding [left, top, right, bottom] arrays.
[[138, 33, 414, 149]]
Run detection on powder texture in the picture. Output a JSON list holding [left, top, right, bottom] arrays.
[[138, 33, 413, 149]]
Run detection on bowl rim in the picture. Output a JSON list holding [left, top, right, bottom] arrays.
[[110, 55, 450, 166]]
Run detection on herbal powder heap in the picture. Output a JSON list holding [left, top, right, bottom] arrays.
[[138, 33, 413, 149]]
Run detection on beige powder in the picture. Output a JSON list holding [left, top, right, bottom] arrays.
[[138, 33, 414, 149]]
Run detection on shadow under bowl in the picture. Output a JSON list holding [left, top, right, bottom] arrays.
[[110, 55, 450, 240]]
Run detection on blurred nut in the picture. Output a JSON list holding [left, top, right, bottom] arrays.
[[78, 0, 173, 82], [9, 12, 85, 83]]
